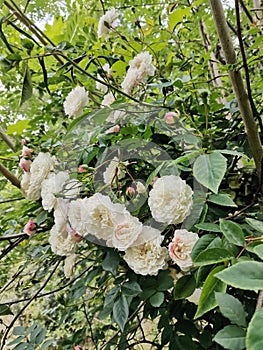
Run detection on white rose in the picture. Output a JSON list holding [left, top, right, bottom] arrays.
[[41, 171, 69, 212], [20, 172, 31, 195], [63, 86, 89, 118], [148, 175, 193, 225], [102, 92, 115, 107], [168, 229, 199, 270], [124, 226, 168, 276], [26, 152, 56, 201], [54, 198, 69, 237], [108, 211, 143, 251], [98, 8, 118, 39], [103, 157, 127, 185], [187, 288, 202, 305], [48, 225, 79, 256], [81, 193, 127, 241], [68, 199, 85, 236]]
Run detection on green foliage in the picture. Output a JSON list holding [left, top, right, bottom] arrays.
[[246, 308, 263, 350]]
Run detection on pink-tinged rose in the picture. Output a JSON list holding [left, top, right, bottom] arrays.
[[24, 219, 36, 235], [126, 186, 135, 197], [22, 146, 34, 157], [19, 158, 32, 172], [78, 165, 87, 173], [106, 73, 113, 79], [74, 346, 81, 350], [22, 139, 27, 145], [168, 229, 199, 271], [105, 124, 120, 134]]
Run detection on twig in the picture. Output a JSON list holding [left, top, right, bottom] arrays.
[[0, 127, 15, 151], [0, 233, 27, 241], [0, 197, 24, 204], [0, 259, 61, 350], [0, 162, 20, 188]]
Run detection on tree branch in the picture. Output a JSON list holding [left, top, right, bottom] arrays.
[[208, 0, 263, 181], [0, 162, 20, 188]]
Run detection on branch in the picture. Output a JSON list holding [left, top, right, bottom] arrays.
[[235, 0, 263, 135], [0, 126, 15, 151], [208, 0, 263, 180], [0, 162, 20, 188], [0, 259, 62, 350], [0, 233, 27, 241]]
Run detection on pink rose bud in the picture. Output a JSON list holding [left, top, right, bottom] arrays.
[[164, 112, 177, 124], [106, 73, 113, 79], [105, 125, 120, 134], [22, 139, 27, 145], [22, 146, 34, 157], [74, 346, 81, 350], [19, 158, 32, 172], [24, 219, 36, 236], [78, 165, 87, 173], [126, 186, 135, 197]]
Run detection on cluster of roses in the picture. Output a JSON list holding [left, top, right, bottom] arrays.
[[20, 145, 198, 277]]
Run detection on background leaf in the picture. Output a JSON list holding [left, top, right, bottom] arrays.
[[215, 292, 247, 327], [246, 308, 263, 350], [213, 325, 246, 350]]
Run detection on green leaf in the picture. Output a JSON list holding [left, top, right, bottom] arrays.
[[191, 234, 217, 261], [19, 64, 33, 106], [13, 326, 25, 335], [13, 344, 34, 350], [253, 245, 263, 259], [215, 261, 263, 290], [150, 291, 164, 307], [102, 250, 120, 276], [193, 153, 227, 194], [246, 308, 263, 350], [104, 286, 119, 306], [156, 270, 174, 291], [193, 248, 233, 266], [122, 281, 142, 296], [173, 275, 196, 300], [220, 220, 246, 246], [208, 193, 237, 207], [246, 218, 263, 233], [7, 120, 29, 135], [41, 339, 55, 350], [215, 292, 247, 327], [194, 223, 221, 232], [112, 295, 129, 332], [213, 325, 246, 350], [194, 265, 226, 319], [0, 304, 13, 316], [168, 7, 191, 30]]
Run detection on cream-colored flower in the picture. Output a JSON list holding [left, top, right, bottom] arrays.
[[102, 92, 115, 106], [98, 9, 118, 39], [41, 171, 69, 212], [20, 172, 31, 196], [68, 199, 85, 236], [63, 86, 89, 118], [48, 225, 79, 256], [168, 229, 199, 270], [25, 152, 56, 201], [54, 198, 69, 237], [108, 211, 143, 251], [81, 193, 127, 241], [187, 288, 202, 305], [121, 51, 155, 94], [148, 175, 193, 225], [103, 156, 127, 185], [124, 226, 168, 276]]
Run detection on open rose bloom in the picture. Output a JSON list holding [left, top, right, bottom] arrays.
[[168, 229, 199, 271]]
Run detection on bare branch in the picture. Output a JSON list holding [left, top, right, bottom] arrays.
[[0, 162, 20, 188]]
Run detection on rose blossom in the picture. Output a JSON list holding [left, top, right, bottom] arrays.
[[121, 51, 155, 95], [41, 171, 69, 212], [19, 158, 32, 172], [22, 152, 56, 201], [78, 165, 87, 173], [102, 92, 115, 106], [63, 86, 89, 118], [79, 193, 127, 241], [168, 229, 199, 270], [64, 254, 76, 278], [97, 64, 112, 92], [98, 9, 118, 39], [124, 226, 168, 276], [23, 219, 36, 235], [108, 211, 143, 251], [105, 124, 120, 134], [48, 225, 79, 256], [148, 175, 193, 225]]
